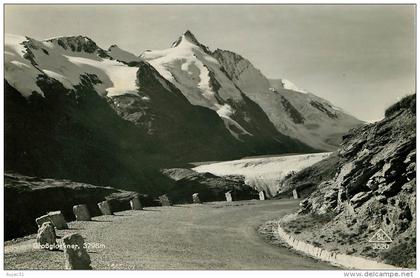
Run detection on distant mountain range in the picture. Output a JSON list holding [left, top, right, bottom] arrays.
[[4, 30, 362, 193]]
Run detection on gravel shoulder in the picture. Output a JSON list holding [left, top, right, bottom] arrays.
[[5, 199, 335, 270]]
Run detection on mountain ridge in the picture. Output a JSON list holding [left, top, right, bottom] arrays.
[[142, 31, 363, 151]]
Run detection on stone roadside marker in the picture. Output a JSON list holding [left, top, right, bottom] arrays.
[[159, 194, 172, 206], [293, 189, 300, 199], [225, 191, 233, 202], [73, 204, 91, 221], [63, 233, 92, 270], [36, 221, 57, 250], [36, 211, 68, 229], [130, 196, 143, 210], [98, 200, 113, 215], [35, 215, 51, 228], [192, 193, 201, 204], [48, 211, 68, 229], [259, 191, 266, 200]]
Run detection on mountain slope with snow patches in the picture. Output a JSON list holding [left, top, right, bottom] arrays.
[[142, 31, 362, 151], [5, 34, 140, 98], [141, 31, 243, 113], [108, 44, 142, 64], [141, 31, 253, 139], [141, 31, 316, 152], [213, 49, 363, 150]]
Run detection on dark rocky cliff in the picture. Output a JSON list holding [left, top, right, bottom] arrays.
[[280, 94, 416, 268]]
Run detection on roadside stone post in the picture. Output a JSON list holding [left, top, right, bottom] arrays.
[[98, 200, 113, 215], [62, 233, 92, 270], [159, 194, 172, 206], [36, 221, 57, 250], [48, 211, 68, 229], [225, 191, 233, 202], [36, 211, 68, 229], [73, 204, 91, 221], [35, 215, 51, 228], [192, 193, 201, 204], [130, 196, 143, 210], [259, 191, 266, 200], [293, 189, 300, 199]]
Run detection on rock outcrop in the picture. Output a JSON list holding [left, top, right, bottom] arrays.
[[284, 94, 416, 268]]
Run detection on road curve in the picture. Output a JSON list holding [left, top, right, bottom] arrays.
[[5, 199, 336, 270]]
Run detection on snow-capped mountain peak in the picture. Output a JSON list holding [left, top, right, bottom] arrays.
[[171, 30, 201, 48], [170, 30, 212, 55], [45, 35, 109, 57], [5, 33, 139, 98], [141, 31, 256, 140]]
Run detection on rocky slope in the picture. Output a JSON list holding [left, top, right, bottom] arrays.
[[279, 94, 416, 268]]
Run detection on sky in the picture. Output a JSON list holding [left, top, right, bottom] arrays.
[[5, 4, 415, 122]]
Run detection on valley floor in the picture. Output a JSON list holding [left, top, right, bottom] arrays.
[[5, 199, 336, 270]]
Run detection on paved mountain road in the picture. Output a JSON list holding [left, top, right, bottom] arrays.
[[5, 199, 335, 270]]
